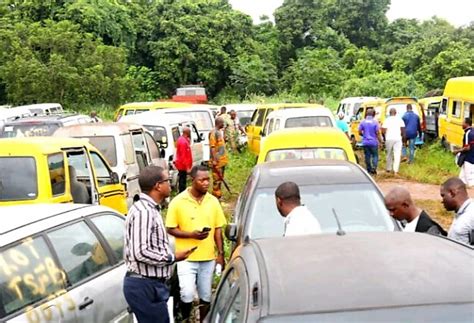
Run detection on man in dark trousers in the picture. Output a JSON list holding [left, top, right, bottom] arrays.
[[402, 104, 421, 163], [358, 108, 383, 175], [385, 186, 447, 235], [123, 166, 196, 323], [174, 127, 193, 193]]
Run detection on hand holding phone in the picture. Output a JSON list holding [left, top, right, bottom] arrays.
[[201, 227, 211, 232]]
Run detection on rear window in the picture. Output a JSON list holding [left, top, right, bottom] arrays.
[[386, 103, 420, 117], [0, 236, 66, 318], [0, 157, 37, 201], [285, 116, 333, 128], [166, 111, 213, 131], [0, 123, 60, 138], [82, 136, 117, 167], [266, 148, 347, 162], [236, 111, 253, 125]]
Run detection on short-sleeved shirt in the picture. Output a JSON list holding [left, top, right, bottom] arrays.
[[284, 205, 321, 236], [209, 128, 228, 167], [462, 127, 474, 164], [336, 120, 349, 133], [382, 116, 405, 141], [358, 116, 380, 147], [448, 199, 474, 244], [165, 189, 227, 261], [402, 111, 421, 139]]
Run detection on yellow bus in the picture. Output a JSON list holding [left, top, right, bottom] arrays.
[[438, 76, 474, 150]]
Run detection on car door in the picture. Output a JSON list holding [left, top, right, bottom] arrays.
[[46, 217, 129, 323], [66, 147, 98, 205], [1, 235, 75, 322], [89, 151, 127, 215], [188, 122, 204, 165], [144, 131, 166, 169]]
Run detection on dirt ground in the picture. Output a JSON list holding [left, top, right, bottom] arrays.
[[376, 178, 474, 230]]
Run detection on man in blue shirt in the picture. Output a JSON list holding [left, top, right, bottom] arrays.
[[336, 112, 350, 140], [358, 109, 383, 175], [402, 104, 421, 163]]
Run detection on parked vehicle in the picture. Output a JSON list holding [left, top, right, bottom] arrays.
[[225, 159, 399, 253], [119, 113, 205, 187], [0, 137, 127, 214], [247, 103, 326, 156], [260, 107, 336, 145], [114, 101, 192, 121], [207, 233, 473, 322], [257, 127, 356, 164], [350, 97, 425, 147], [438, 76, 474, 150], [0, 106, 34, 129], [336, 96, 380, 123], [54, 123, 166, 208], [0, 204, 133, 322], [0, 114, 93, 138], [419, 96, 444, 138], [13, 103, 64, 115], [172, 85, 208, 104], [224, 104, 257, 127]]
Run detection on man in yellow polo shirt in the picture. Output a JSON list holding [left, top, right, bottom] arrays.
[[166, 165, 226, 322]]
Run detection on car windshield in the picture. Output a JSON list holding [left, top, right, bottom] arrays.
[[0, 123, 60, 138], [144, 125, 168, 144], [247, 183, 394, 239], [0, 157, 37, 201], [166, 111, 213, 131], [236, 111, 253, 125], [82, 136, 117, 167], [386, 103, 420, 117], [262, 303, 474, 322], [265, 148, 347, 162], [285, 116, 333, 128]]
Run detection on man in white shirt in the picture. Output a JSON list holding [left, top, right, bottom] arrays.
[[274, 181, 321, 236], [385, 186, 446, 235], [382, 108, 405, 175], [441, 177, 474, 244]]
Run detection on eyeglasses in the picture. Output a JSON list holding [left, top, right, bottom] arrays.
[[158, 178, 171, 184]]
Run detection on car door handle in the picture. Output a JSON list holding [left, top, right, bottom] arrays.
[[78, 297, 94, 310]]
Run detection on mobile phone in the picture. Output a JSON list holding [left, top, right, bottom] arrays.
[[190, 246, 198, 252], [201, 227, 211, 232]]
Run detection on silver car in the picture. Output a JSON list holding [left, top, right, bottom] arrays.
[[0, 204, 132, 322]]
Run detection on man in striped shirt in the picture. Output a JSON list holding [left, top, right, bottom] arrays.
[[123, 166, 195, 323]]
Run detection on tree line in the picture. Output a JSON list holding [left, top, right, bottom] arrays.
[[0, 0, 472, 108]]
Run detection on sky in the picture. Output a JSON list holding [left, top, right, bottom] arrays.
[[228, 0, 473, 27]]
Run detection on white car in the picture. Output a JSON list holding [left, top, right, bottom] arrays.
[[0, 204, 132, 322], [14, 103, 64, 116], [336, 97, 380, 124]]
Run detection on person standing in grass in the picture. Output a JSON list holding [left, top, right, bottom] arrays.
[[382, 108, 405, 175], [402, 104, 421, 163], [454, 118, 474, 187], [174, 127, 193, 193], [358, 108, 383, 175], [209, 117, 228, 199]]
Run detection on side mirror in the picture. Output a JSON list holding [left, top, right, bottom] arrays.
[[225, 223, 237, 241], [110, 172, 119, 184], [159, 136, 168, 148], [160, 148, 166, 159]]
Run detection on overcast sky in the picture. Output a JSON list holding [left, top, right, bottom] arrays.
[[228, 0, 473, 27]]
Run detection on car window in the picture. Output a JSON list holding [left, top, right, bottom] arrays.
[[266, 148, 348, 162], [274, 119, 280, 131], [90, 214, 125, 263], [166, 111, 213, 131], [255, 109, 266, 127], [451, 101, 462, 118], [285, 116, 333, 128], [0, 237, 66, 318], [0, 157, 37, 201], [0, 123, 59, 138], [262, 118, 271, 136], [248, 183, 394, 239], [171, 126, 180, 144], [48, 153, 66, 196], [386, 103, 420, 117], [132, 132, 146, 152], [267, 118, 275, 135], [125, 109, 135, 116], [48, 221, 111, 286], [90, 152, 113, 187], [463, 101, 473, 119], [134, 109, 149, 115], [144, 125, 168, 145], [120, 134, 135, 165], [144, 132, 160, 160], [84, 136, 117, 167]]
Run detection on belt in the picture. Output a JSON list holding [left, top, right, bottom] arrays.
[[126, 271, 168, 283]]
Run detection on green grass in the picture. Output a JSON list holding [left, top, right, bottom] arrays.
[[371, 140, 458, 185]]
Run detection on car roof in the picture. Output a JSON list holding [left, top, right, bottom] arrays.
[[254, 159, 369, 187], [250, 232, 473, 316], [0, 137, 91, 154], [339, 97, 379, 104], [14, 103, 63, 110], [55, 122, 145, 136], [119, 101, 192, 109], [120, 111, 193, 125], [0, 204, 120, 246], [3, 114, 88, 124], [224, 104, 257, 111], [266, 107, 334, 119], [256, 103, 325, 109]]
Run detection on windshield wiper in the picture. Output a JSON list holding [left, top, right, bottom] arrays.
[[332, 208, 346, 236]]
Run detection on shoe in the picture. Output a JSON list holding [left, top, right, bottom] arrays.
[[401, 157, 408, 163]]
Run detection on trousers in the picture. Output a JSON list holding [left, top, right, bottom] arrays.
[[385, 139, 402, 172]]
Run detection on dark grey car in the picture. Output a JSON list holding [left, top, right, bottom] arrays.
[[207, 232, 474, 322], [226, 159, 400, 252]]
